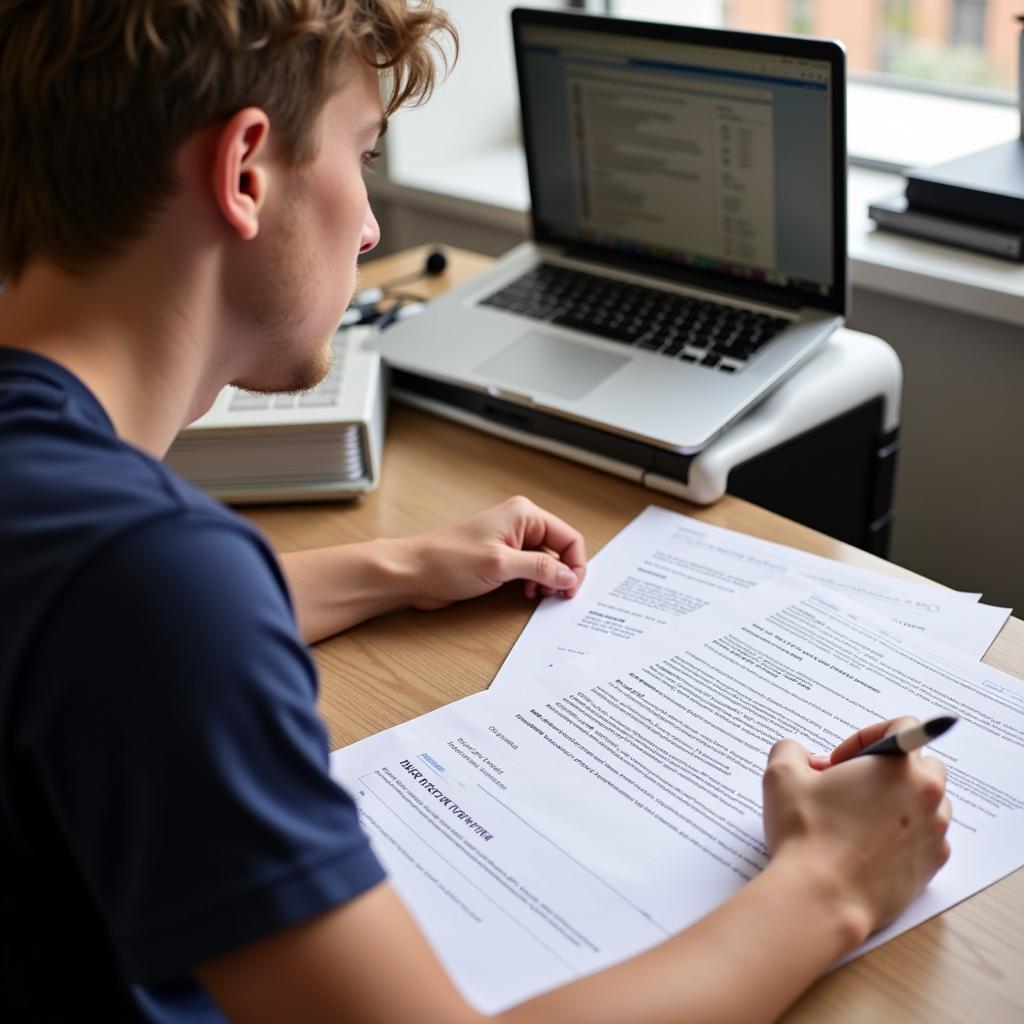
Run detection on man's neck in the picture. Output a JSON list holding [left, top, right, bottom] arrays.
[[0, 250, 229, 459]]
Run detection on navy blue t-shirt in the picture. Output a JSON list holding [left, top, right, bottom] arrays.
[[0, 349, 385, 1021]]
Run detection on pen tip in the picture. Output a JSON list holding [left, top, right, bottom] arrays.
[[925, 715, 958, 737]]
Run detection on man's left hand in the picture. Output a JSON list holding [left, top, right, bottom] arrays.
[[402, 495, 586, 610]]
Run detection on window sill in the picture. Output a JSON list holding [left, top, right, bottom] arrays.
[[373, 146, 1024, 329], [846, 81, 1018, 173], [848, 167, 1024, 326]]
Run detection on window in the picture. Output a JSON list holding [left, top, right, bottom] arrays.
[[879, 0, 913, 74], [601, 0, 1017, 96], [788, 0, 815, 36], [951, 0, 988, 48], [591, 1, 1019, 168], [380, 0, 1019, 210]]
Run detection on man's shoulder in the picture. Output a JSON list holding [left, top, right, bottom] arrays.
[[0, 347, 281, 683], [1, 346, 228, 535]]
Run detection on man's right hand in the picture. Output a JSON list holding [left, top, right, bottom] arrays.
[[762, 717, 952, 941], [198, 718, 954, 1024]]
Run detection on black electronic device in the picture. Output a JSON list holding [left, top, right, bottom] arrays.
[[904, 139, 1024, 230]]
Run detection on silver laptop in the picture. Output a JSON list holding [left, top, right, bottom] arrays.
[[372, 8, 848, 455]]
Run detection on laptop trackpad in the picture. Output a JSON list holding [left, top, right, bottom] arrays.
[[475, 331, 628, 401]]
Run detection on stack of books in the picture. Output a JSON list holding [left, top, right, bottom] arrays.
[[869, 138, 1024, 261]]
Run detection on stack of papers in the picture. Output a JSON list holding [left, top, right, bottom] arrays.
[[491, 506, 1010, 684], [331, 507, 1020, 1014]]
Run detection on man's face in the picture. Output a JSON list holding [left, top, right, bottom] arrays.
[[230, 62, 383, 394]]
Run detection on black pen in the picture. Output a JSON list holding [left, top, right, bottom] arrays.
[[851, 715, 958, 759]]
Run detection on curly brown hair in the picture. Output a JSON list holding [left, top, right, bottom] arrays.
[[0, 0, 456, 280]]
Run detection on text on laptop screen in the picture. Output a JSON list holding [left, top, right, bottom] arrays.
[[518, 24, 834, 298]]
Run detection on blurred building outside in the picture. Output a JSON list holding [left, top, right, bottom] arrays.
[[609, 0, 1019, 97]]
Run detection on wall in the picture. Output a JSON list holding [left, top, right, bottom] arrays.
[[849, 288, 1024, 612], [372, 190, 525, 259], [384, 0, 564, 186]]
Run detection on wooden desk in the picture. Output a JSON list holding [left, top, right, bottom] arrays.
[[247, 245, 1024, 1023]]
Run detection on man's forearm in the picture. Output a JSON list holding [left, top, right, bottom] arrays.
[[279, 539, 419, 644], [499, 852, 866, 1024], [277, 497, 589, 644], [200, 854, 868, 1024]]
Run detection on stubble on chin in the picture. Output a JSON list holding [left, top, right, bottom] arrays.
[[233, 332, 334, 395], [286, 335, 334, 392]]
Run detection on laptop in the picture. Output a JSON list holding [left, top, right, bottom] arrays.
[[371, 7, 848, 455]]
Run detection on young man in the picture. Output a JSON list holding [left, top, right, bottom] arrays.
[[0, 3, 950, 1022]]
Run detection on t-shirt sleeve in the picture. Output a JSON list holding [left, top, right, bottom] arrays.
[[24, 513, 385, 982]]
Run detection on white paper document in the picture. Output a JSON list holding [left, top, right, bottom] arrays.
[[331, 575, 1024, 1014], [491, 507, 1009, 689]]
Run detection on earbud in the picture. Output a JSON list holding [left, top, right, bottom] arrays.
[[422, 248, 448, 277], [375, 247, 448, 292]]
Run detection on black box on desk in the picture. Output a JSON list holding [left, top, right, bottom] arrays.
[[905, 139, 1024, 230], [391, 330, 902, 557]]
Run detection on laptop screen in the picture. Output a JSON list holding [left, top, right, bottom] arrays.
[[513, 12, 846, 312]]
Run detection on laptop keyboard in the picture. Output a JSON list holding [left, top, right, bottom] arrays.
[[479, 264, 793, 373]]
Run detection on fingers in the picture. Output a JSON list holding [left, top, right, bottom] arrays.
[[761, 739, 813, 853], [829, 715, 920, 765], [919, 752, 947, 787], [765, 741, 811, 770], [931, 789, 953, 874], [409, 498, 586, 610], [915, 754, 948, 819], [762, 741, 811, 814], [936, 793, 953, 864], [504, 548, 581, 593], [508, 497, 587, 596], [523, 579, 569, 600]]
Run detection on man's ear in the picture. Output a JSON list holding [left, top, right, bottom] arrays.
[[211, 108, 272, 241]]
